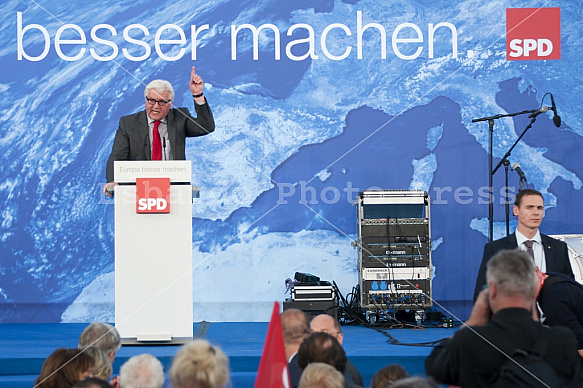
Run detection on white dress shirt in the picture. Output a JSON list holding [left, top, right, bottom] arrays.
[[515, 229, 546, 272]]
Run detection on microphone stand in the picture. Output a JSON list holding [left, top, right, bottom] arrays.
[[472, 107, 543, 242], [503, 159, 510, 236]]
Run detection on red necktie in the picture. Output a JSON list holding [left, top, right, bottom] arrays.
[[152, 120, 162, 160]]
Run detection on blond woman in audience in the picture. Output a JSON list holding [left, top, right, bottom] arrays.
[[169, 339, 230, 388], [83, 346, 113, 382]]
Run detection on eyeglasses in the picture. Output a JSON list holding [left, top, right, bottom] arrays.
[[146, 97, 171, 106]]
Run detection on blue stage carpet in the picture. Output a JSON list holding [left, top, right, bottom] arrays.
[[0, 322, 454, 387]]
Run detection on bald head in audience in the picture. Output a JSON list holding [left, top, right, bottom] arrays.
[[310, 314, 344, 345], [310, 314, 364, 387]]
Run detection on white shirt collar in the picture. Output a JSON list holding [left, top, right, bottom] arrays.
[[515, 229, 542, 245], [148, 117, 167, 125]]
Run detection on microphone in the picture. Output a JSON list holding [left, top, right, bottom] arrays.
[[528, 105, 548, 118], [512, 163, 527, 184], [162, 137, 167, 161], [550, 94, 561, 127]]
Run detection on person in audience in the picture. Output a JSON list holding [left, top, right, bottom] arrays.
[[425, 249, 579, 387], [299, 362, 344, 388], [72, 377, 112, 388], [35, 347, 94, 388], [389, 377, 438, 388], [370, 364, 409, 388], [535, 266, 583, 385], [297, 332, 363, 388], [169, 339, 230, 388], [119, 353, 164, 388], [473, 188, 573, 300], [281, 308, 312, 387], [83, 346, 113, 382], [79, 322, 121, 364], [310, 314, 363, 386]]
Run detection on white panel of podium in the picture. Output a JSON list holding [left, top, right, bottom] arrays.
[[113, 161, 193, 343]]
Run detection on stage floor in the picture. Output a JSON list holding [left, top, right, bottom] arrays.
[[0, 322, 454, 387]]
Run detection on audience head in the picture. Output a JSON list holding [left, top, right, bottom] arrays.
[[35, 347, 94, 388], [169, 339, 230, 388], [370, 364, 409, 388], [281, 308, 311, 357], [486, 249, 536, 310], [298, 362, 344, 388], [71, 377, 112, 388], [78, 322, 121, 363], [119, 353, 164, 388], [388, 376, 439, 388], [297, 332, 347, 374], [310, 314, 343, 345], [82, 346, 112, 382]]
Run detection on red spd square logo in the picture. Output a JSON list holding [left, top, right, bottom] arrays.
[[136, 177, 170, 214], [507, 7, 561, 60]]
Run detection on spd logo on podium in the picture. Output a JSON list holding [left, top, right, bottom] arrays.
[[136, 177, 171, 214], [506, 8, 561, 60]]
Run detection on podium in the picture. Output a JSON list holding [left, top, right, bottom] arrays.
[[113, 161, 193, 343]]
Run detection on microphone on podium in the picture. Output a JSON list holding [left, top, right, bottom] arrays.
[[162, 137, 167, 161]]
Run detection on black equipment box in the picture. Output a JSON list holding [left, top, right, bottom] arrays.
[[283, 299, 338, 320]]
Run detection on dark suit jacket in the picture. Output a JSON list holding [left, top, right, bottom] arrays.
[[473, 232, 573, 300], [425, 308, 579, 387], [289, 353, 302, 388], [106, 102, 214, 182]]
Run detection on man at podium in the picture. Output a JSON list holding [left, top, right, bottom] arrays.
[[103, 66, 215, 196]]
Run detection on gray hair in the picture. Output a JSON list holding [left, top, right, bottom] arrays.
[[486, 249, 535, 298], [144, 79, 174, 101], [169, 339, 230, 388], [299, 362, 344, 388], [79, 322, 121, 357], [120, 354, 164, 388]]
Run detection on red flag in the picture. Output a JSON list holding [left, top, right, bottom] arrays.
[[254, 301, 291, 388]]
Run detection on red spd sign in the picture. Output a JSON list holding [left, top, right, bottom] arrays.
[[506, 8, 561, 60], [136, 177, 170, 214]]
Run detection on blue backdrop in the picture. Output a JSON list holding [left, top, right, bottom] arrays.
[[1, 0, 582, 323]]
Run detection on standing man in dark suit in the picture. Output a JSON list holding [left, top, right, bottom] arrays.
[[103, 66, 214, 196], [281, 309, 311, 388], [473, 188, 573, 300]]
